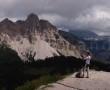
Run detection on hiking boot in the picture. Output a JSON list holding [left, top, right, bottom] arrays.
[[86, 76, 89, 78]]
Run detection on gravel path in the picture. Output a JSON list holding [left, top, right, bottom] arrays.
[[38, 71, 110, 90]]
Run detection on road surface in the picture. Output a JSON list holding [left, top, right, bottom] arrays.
[[38, 71, 110, 90]]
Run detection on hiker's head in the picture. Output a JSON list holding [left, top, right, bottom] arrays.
[[86, 52, 91, 56]]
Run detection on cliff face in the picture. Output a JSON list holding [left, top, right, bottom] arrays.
[[39, 19, 81, 57], [0, 13, 81, 61]]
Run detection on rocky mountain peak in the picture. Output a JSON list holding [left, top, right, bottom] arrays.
[[40, 19, 56, 30], [25, 13, 40, 33], [0, 13, 82, 60], [26, 13, 39, 23], [1, 18, 15, 26], [0, 18, 23, 37]]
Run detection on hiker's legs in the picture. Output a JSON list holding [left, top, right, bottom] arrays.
[[86, 65, 89, 78], [82, 67, 84, 77], [82, 64, 90, 78], [82, 64, 86, 77]]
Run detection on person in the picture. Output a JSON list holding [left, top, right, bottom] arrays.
[[82, 52, 92, 78]]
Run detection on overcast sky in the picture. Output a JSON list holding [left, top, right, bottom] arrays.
[[0, 0, 110, 36]]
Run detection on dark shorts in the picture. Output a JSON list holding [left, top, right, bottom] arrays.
[[86, 64, 90, 67], [85, 64, 90, 68]]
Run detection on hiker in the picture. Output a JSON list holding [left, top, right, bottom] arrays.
[[82, 51, 92, 78]]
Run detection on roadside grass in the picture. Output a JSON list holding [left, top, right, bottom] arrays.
[[15, 74, 64, 90]]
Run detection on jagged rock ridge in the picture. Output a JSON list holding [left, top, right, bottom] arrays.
[[0, 13, 81, 61]]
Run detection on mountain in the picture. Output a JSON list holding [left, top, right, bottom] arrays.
[[59, 30, 87, 52], [69, 30, 98, 40], [59, 30, 80, 45], [0, 13, 81, 61], [68, 30, 110, 62]]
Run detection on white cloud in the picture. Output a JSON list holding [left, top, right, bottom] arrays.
[[0, 0, 110, 35], [74, 6, 110, 35], [39, 13, 69, 26], [0, 0, 16, 6], [75, 6, 110, 23], [39, 6, 110, 36]]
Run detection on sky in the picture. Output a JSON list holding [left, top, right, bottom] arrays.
[[0, 0, 110, 36]]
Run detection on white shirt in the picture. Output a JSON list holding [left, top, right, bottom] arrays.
[[84, 55, 91, 64]]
